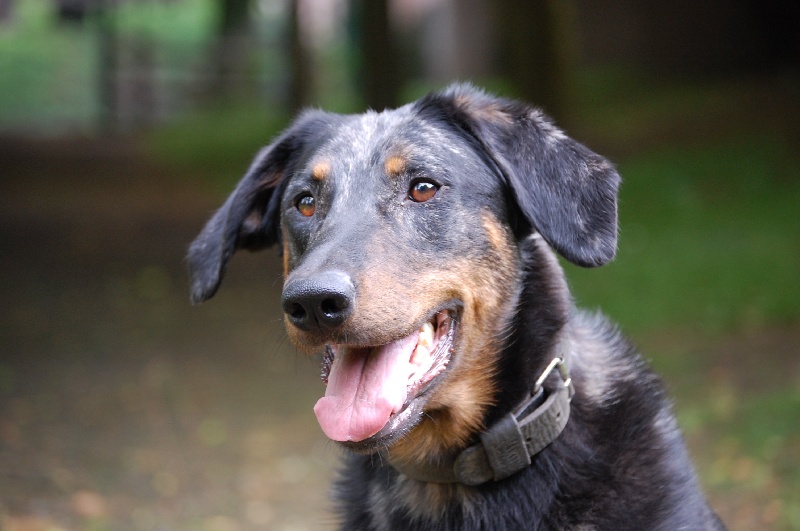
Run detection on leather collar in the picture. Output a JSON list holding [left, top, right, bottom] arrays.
[[387, 355, 574, 486]]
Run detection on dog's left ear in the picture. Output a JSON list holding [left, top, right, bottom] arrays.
[[422, 84, 620, 267], [188, 110, 335, 304]]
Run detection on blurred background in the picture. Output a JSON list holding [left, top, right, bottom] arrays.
[[0, 0, 798, 529]]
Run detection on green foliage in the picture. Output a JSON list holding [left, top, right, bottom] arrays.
[[0, 1, 96, 132], [0, 0, 218, 132], [115, 0, 215, 42]]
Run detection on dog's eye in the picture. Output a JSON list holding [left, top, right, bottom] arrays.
[[409, 180, 438, 203], [296, 193, 316, 217]]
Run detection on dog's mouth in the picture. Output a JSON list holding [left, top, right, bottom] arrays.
[[313, 309, 457, 447]]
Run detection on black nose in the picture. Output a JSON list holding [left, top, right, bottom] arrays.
[[281, 270, 355, 332]]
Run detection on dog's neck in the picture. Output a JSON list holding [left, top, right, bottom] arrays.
[[386, 235, 575, 485]]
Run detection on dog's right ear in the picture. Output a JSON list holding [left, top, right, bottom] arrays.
[[187, 111, 333, 304]]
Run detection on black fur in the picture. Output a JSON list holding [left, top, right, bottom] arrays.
[[188, 84, 725, 530]]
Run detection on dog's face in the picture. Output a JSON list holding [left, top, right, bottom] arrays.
[[277, 110, 523, 458], [188, 85, 620, 463]]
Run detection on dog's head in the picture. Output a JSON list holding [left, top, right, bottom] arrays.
[[188, 84, 620, 461]]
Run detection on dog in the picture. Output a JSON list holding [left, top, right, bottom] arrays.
[[188, 84, 725, 530]]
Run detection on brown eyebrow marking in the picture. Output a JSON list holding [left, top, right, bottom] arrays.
[[384, 155, 407, 178], [311, 160, 331, 181]]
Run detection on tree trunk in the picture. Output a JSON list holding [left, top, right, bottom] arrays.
[[353, 0, 399, 110], [492, 0, 577, 122], [288, 0, 312, 112], [95, 0, 119, 132], [213, 0, 252, 102]]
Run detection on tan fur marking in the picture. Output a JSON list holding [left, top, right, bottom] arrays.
[[311, 160, 330, 181], [384, 155, 407, 177], [481, 212, 515, 262], [282, 241, 291, 278]]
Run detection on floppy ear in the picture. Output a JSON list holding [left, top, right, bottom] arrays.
[[187, 111, 333, 304], [422, 84, 620, 267]]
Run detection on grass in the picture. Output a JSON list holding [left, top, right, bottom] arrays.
[[564, 133, 800, 335], [679, 378, 800, 529]]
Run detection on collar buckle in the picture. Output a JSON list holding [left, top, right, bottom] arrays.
[[452, 355, 574, 485], [534, 356, 574, 400]]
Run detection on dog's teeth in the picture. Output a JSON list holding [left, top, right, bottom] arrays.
[[408, 321, 436, 382], [411, 322, 434, 364], [418, 321, 434, 350]]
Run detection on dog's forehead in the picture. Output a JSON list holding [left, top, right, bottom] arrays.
[[323, 110, 387, 159], [313, 105, 471, 175]]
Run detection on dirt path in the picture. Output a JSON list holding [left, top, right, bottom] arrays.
[[0, 137, 796, 530], [1, 138, 338, 530]]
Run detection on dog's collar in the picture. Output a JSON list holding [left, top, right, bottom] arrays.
[[387, 355, 574, 486]]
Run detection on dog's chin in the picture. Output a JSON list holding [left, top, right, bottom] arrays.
[[314, 308, 459, 453]]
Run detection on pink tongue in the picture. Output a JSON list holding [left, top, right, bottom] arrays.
[[313, 333, 418, 442]]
